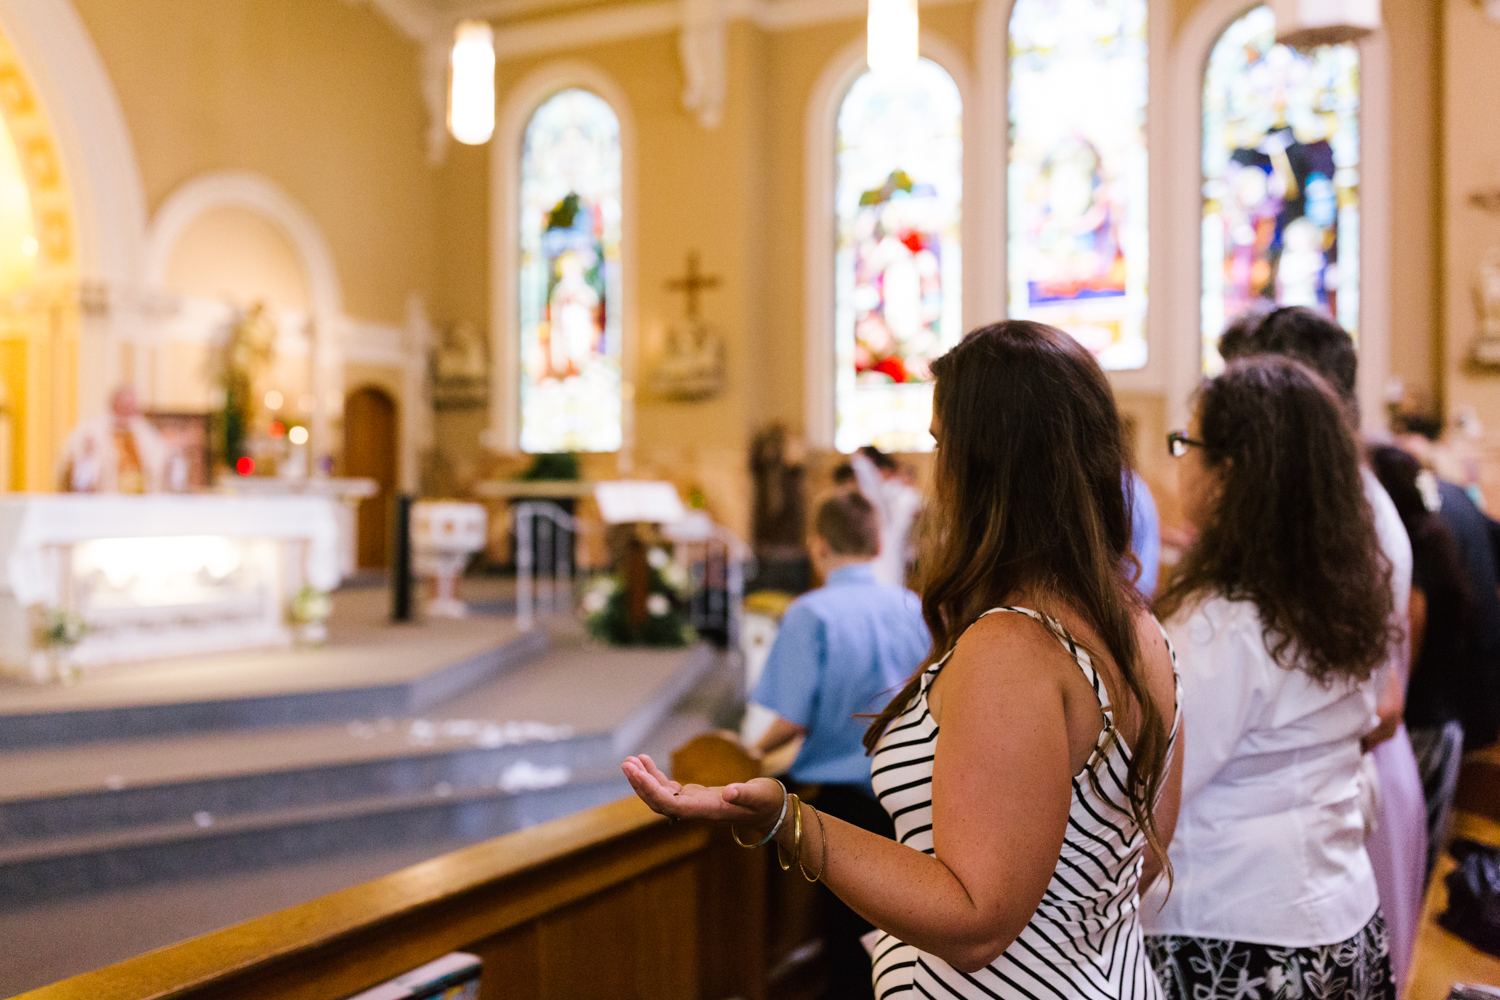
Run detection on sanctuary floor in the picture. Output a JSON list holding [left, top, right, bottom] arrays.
[[0, 580, 740, 996]]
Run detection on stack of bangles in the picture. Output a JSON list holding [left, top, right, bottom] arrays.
[[730, 779, 827, 883]]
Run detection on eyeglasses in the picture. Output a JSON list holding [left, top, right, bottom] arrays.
[[1167, 431, 1205, 458]]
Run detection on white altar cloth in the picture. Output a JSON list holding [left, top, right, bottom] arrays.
[[0, 494, 341, 677]]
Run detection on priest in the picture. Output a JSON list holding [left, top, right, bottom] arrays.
[[58, 385, 168, 493]]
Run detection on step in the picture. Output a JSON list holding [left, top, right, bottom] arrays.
[[0, 626, 550, 750], [0, 770, 630, 906]]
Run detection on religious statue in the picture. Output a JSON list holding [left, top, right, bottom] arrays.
[[750, 422, 806, 555], [650, 251, 726, 401], [430, 319, 489, 410], [1472, 247, 1500, 367], [58, 384, 169, 493]]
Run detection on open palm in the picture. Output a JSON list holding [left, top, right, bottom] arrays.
[[621, 754, 784, 829]]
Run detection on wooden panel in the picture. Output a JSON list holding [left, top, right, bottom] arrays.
[[344, 385, 396, 569], [472, 925, 540, 1000], [633, 859, 702, 999]]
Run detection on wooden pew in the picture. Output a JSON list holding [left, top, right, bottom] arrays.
[[15, 735, 780, 1000]]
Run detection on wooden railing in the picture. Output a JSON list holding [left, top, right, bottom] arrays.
[[18, 735, 792, 1000]]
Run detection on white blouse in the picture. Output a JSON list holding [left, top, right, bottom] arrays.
[[1141, 594, 1381, 947]]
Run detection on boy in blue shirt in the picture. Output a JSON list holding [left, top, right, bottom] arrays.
[[750, 491, 930, 998]]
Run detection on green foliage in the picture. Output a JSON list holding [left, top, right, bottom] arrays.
[[35, 607, 88, 648], [516, 453, 581, 482]]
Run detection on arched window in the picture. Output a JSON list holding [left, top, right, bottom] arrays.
[[1200, 5, 1360, 373], [518, 88, 623, 453], [834, 59, 962, 454], [1008, 0, 1150, 371]]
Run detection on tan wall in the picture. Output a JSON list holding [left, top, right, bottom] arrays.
[[163, 206, 312, 312], [72, 0, 436, 327]]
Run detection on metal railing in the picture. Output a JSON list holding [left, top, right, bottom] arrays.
[[511, 500, 580, 632], [511, 502, 753, 647]]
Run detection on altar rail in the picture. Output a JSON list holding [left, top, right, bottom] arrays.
[[17, 735, 805, 1000]]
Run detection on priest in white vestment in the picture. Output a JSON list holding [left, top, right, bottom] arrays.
[[59, 385, 168, 494]]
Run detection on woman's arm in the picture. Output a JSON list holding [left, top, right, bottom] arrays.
[[624, 618, 1079, 973]]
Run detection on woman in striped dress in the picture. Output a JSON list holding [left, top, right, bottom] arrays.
[[624, 322, 1183, 999]]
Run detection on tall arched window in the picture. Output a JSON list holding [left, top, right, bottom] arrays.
[[1201, 5, 1359, 373], [834, 59, 962, 454], [518, 88, 623, 453], [1008, 0, 1150, 371]]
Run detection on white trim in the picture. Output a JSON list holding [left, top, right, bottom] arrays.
[[1165, 0, 1391, 428], [974, 0, 1170, 395], [802, 36, 974, 450], [0, 0, 149, 419], [490, 61, 637, 460]]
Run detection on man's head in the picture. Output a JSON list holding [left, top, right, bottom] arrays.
[[831, 463, 860, 494], [811, 492, 880, 576], [110, 385, 141, 421], [1218, 306, 1358, 418], [859, 445, 898, 479]]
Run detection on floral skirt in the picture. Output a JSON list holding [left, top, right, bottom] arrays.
[[1145, 911, 1395, 1000]]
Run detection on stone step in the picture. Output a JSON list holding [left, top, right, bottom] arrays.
[[0, 769, 629, 906]]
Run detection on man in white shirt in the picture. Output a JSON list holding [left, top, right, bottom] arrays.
[[58, 385, 169, 494]]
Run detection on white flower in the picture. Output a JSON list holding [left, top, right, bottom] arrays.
[[646, 593, 670, 617], [647, 547, 670, 570], [582, 589, 609, 613], [661, 562, 692, 594]]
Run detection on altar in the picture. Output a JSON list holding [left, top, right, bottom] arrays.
[[0, 494, 343, 680]]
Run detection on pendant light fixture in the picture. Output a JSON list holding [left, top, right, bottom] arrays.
[[449, 20, 495, 145], [867, 0, 919, 75], [1267, 0, 1380, 47]]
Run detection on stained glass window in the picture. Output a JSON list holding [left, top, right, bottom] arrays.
[[518, 88, 623, 453], [1201, 5, 1359, 373], [834, 59, 962, 454], [1008, 0, 1149, 371]]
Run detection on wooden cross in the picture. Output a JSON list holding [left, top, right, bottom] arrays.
[[665, 251, 720, 321]]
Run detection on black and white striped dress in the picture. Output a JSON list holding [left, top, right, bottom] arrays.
[[869, 606, 1181, 1000]]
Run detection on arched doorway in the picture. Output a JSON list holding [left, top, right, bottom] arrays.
[[344, 385, 397, 569]]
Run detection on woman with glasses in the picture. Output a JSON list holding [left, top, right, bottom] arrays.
[[1142, 356, 1398, 1000]]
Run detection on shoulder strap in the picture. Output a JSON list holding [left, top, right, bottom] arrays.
[[930, 606, 1114, 723]]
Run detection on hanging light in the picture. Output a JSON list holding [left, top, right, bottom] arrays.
[[867, 0, 918, 75], [449, 20, 495, 145], [1267, 0, 1380, 47]]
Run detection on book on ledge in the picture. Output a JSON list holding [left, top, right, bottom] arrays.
[[344, 952, 481, 1000]]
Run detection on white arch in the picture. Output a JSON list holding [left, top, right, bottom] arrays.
[[973, 0, 1171, 395], [1165, 0, 1391, 430], [491, 60, 637, 459], [0, 0, 149, 418], [802, 35, 973, 449], [145, 170, 347, 464], [145, 170, 344, 325]]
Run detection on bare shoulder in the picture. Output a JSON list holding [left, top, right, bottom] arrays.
[[1131, 607, 1179, 724], [928, 610, 1078, 721]]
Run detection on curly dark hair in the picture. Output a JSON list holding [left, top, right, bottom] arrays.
[[1155, 357, 1395, 683], [1219, 306, 1359, 421]]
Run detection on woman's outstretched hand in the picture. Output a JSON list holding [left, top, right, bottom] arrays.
[[621, 754, 785, 832]]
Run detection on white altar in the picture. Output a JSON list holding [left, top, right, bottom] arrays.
[[0, 494, 343, 678], [214, 476, 377, 578]]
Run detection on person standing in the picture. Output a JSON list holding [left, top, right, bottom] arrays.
[[625, 321, 1182, 1000], [58, 385, 168, 493], [1218, 306, 1425, 988], [1370, 445, 1474, 880], [1144, 357, 1398, 1000], [850, 446, 921, 587], [748, 491, 929, 1000]]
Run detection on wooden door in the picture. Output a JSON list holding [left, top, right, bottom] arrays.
[[344, 386, 397, 569]]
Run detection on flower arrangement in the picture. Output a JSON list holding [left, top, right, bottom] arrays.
[[34, 607, 89, 649], [289, 585, 332, 645], [583, 545, 695, 647]]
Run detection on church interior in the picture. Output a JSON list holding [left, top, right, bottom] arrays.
[[1, 0, 1499, 997]]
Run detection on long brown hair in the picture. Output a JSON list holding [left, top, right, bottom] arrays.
[[864, 321, 1172, 861], [1155, 357, 1395, 682]]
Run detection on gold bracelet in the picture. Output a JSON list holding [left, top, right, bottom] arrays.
[[777, 793, 801, 871], [800, 803, 827, 883]]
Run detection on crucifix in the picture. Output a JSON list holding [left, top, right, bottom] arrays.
[[665, 251, 720, 320]]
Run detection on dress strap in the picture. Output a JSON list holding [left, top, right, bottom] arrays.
[[928, 606, 1114, 725]]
